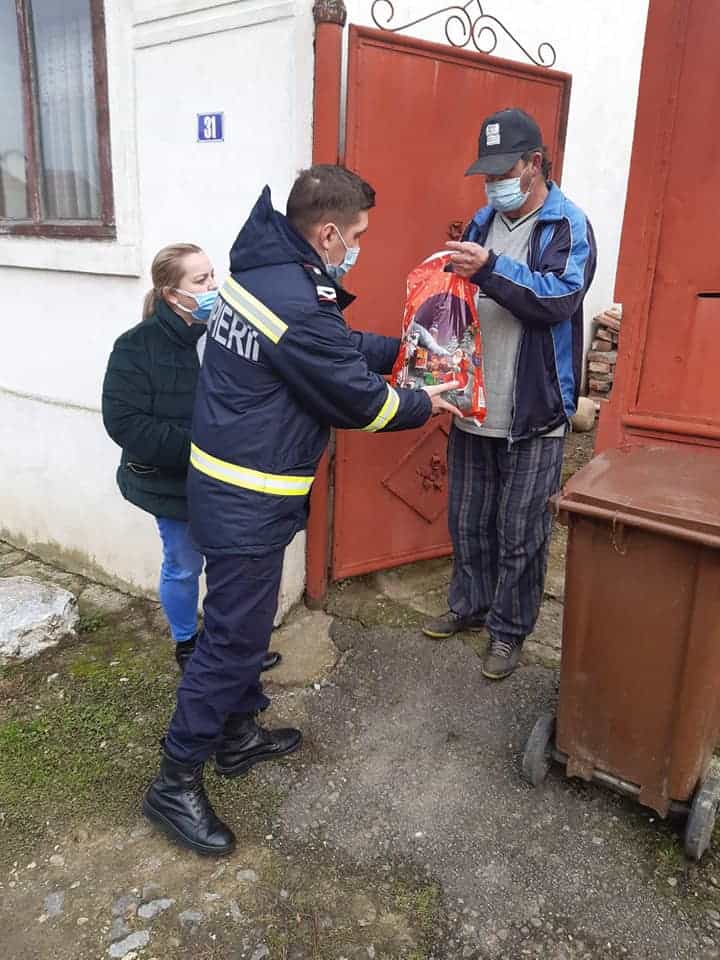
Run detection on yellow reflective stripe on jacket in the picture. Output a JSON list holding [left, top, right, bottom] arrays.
[[220, 278, 288, 344], [190, 444, 314, 496], [362, 384, 400, 433]]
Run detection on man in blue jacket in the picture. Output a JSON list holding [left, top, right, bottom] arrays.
[[143, 165, 460, 855], [423, 108, 597, 681]]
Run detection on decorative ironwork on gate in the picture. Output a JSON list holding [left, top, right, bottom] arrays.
[[370, 1, 557, 68]]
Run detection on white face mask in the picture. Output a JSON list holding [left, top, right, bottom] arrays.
[[324, 224, 360, 281]]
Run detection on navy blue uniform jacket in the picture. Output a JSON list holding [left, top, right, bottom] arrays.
[[188, 187, 432, 554]]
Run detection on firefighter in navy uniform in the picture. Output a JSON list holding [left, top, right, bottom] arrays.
[[142, 165, 461, 855]]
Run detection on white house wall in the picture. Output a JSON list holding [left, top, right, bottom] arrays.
[[0, 0, 314, 617]]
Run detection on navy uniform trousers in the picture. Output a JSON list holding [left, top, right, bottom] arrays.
[[165, 549, 284, 765], [447, 426, 564, 645]]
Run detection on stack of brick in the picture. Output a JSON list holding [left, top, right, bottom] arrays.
[[587, 305, 622, 402]]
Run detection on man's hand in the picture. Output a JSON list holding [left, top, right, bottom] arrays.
[[446, 241, 490, 278], [409, 321, 450, 356], [423, 381, 463, 418]]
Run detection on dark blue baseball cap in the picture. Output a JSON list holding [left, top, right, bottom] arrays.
[[465, 108, 543, 176]]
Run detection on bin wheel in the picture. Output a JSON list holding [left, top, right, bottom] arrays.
[[685, 772, 720, 860], [685, 770, 720, 862], [522, 711, 556, 787]]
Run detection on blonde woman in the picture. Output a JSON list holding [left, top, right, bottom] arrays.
[[102, 244, 280, 673]]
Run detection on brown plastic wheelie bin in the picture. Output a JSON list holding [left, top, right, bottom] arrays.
[[522, 446, 720, 860]]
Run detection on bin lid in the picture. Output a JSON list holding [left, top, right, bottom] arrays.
[[558, 446, 720, 538]]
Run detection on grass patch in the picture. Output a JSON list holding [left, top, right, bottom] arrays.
[[0, 619, 292, 867], [655, 838, 685, 876], [0, 658, 174, 864], [394, 879, 443, 940], [77, 609, 106, 634], [244, 869, 445, 960], [327, 583, 425, 630]]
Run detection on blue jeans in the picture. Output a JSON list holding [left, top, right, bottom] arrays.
[[156, 518, 204, 644]]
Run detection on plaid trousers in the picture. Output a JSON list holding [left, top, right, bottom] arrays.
[[447, 426, 564, 644]]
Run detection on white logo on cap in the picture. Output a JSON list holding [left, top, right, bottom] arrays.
[[486, 122, 501, 147]]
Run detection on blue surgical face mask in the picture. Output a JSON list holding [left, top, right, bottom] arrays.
[[325, 224, 359, 281], [173, 288, 218, 323], [485, 170, 531, 213]]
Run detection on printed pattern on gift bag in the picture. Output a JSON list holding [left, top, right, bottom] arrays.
[[391, 252, 487, 422]]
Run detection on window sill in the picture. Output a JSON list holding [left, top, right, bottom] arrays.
[[0, 235, 141, 277], [133, 0, 296, 47], [0, 222, 116, 240]]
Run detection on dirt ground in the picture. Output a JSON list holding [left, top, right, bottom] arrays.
[[561, 428, 596, 486], [5, 427, 719, 960]]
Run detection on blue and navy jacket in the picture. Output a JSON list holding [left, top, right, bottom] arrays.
[[188, 187, 432, 554], [464, 183, 597, 442]]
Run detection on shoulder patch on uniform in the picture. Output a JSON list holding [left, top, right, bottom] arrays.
[[302, 262, 323, 277], [302, 262, 338, 303], [316, 285, 337, 303]]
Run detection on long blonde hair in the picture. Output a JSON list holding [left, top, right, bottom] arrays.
[[142, 243, 203, 319]]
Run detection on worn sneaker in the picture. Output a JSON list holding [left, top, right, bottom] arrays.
[[422, 610, 486, 640], [482, 636, 523, 680]]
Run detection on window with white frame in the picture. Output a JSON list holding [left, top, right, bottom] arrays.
[[0, 0, 114, 238]]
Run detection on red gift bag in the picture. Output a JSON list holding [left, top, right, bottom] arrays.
[[391, 252, 487, 421]]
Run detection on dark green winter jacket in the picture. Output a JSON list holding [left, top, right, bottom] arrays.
[[101, 301, 205, 521]]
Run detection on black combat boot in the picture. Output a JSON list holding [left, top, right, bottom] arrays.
[[175, 637, 282, 674], [215, 712, 302, 778], [174, 636, 196, 672], [142, 752, 235, 856], [261, 651, 283, 671]]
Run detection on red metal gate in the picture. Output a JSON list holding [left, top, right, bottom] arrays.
[[325, 26, 572, 581], [596, 0, 720, 454]]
